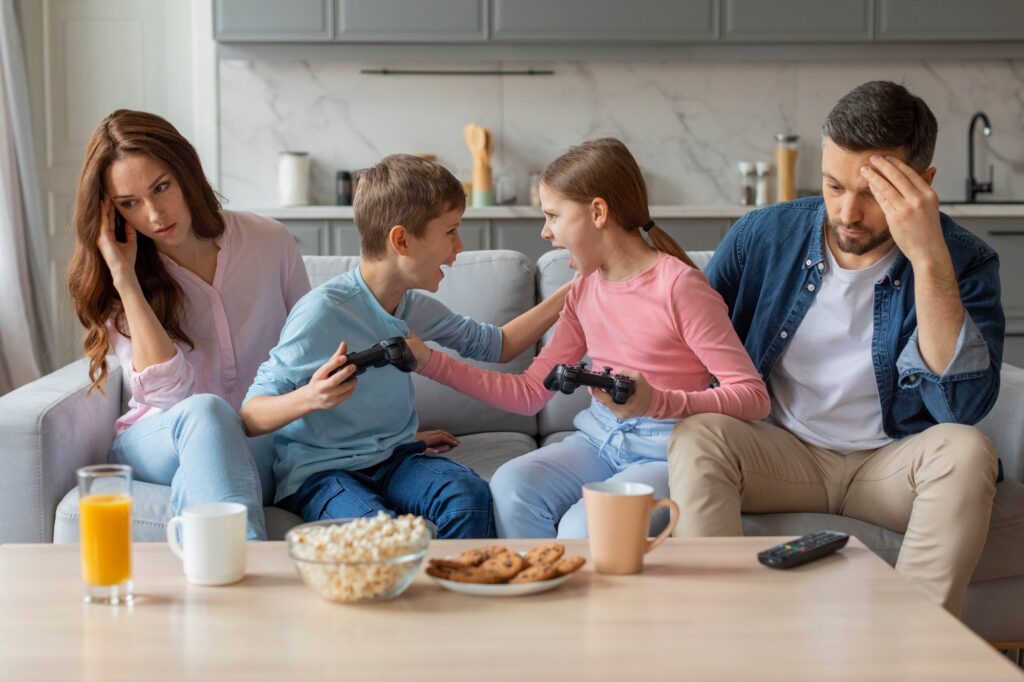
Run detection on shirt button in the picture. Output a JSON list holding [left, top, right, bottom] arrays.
[[805, 259, 812, 267], [780, 331, 788, 339], [807, 284, 816, 292], [909, 374, 918, 382], [893, 279, 901, 287], [817, 263, 824, 271]]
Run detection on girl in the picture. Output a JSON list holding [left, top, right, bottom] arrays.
[[67, 110, 313, 539], [408, 138, 770, 538]]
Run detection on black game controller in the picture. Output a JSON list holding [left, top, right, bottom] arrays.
[[543, 362, 637, 405], [327, 336, 417, 380]]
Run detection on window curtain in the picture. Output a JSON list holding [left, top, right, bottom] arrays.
[[0, 0, 53, 395]]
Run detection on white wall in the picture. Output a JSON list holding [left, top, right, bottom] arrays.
[[218, 57, 1024, 210], [19, 0, 217, 366]]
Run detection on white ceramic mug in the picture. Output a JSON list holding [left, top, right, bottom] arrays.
[[166, 502, 247, 585]]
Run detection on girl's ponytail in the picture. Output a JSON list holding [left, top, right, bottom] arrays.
[[644, 222, 696, 268]]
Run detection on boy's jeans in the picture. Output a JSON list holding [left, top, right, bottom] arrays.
[[279, 442, 496, 539], [109, 394, 271, 541]]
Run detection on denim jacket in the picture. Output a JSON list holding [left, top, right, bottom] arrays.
[[706, 196, 1004, 440]]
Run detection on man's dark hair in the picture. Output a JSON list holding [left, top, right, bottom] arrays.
[[822, 80, 938, 170]]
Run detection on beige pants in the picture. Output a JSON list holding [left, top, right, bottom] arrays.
[[667, 414, 998, 615]]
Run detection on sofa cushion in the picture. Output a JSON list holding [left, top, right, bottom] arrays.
[[302, 251, 538, 437], [54, 481, 172, 543], [441, 431, 542, 482]]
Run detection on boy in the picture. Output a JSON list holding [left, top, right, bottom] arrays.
[[241, 155, 566, 538]]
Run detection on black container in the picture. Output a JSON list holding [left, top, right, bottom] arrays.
[[336, 171, 352, 205]]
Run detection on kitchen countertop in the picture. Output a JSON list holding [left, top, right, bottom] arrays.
[[248, 203, 1024, 221]]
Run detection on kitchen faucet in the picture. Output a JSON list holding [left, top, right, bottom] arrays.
[[966, 111, 993, 203]]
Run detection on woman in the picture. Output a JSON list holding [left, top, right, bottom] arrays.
[[67, 109, 311, 539]]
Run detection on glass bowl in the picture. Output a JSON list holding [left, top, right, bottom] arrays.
[[286, 516, 433, 603]]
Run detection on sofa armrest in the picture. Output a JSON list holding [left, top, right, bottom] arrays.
[[978, 363, 1024, 483], [0, 357, 122, 542]]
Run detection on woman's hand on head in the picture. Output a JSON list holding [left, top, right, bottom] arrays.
[[95, 198, 138, 289], [303, 341, 359, 411], [590, 369, 653, 420]]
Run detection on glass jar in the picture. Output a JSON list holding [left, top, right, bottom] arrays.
[[775, 134, 799, 203]]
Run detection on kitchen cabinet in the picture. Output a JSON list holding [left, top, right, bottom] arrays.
[[282, 216, 728, 264], [490, 0, 718, 42], [282, 220, 330, 255], [335, 0, 487, 42], [214, 0, 333, 42], [722, 0, 873, 42], [323, 219, 489, 257], [491, 219, 549, 263], [956, 217, 1024, 335], [657, 219, 732, 252], [215, 0, 1024, 45], [877, 0, 1024, 42]]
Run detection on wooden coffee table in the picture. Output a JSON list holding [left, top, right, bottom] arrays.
[[0, 538, 1019, 680]]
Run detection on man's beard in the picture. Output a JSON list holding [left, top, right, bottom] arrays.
[[826, 218, 893, 256]]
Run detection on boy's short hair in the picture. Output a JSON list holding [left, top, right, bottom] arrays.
[[353, 154, 466, 260]]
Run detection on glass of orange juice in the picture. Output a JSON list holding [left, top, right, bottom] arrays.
[[77, 464, 133, 604]]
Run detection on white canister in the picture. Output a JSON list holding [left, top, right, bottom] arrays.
[[278, 151, 311, 206]]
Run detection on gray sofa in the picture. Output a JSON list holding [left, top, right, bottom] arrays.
[[1, 249, 1022, 643]]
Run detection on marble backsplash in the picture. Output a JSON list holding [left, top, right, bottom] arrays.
[[219, 59, 1024, 208]]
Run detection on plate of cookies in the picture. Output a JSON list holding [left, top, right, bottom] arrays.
[[424, 542, 586, 597]]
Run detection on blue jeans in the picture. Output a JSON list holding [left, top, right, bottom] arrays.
[[489, 401, 675, 538], [279, 442, 496, 539], [109, 394, 271, 540]]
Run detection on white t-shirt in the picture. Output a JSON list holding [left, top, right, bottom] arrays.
[[767, 243, 899, 454]]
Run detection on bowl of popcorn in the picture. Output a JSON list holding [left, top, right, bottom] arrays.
[[286, 512, 433, 603]]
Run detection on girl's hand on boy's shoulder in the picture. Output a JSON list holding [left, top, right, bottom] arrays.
[[590, 370, 653, 420], [406, 333, 432, 371], [303, 341, 358, 411]]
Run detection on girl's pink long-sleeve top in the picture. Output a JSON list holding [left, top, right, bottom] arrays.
[[419, 251, 770, 421]]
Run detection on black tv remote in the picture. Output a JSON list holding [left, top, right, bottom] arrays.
[[757, 531, 849, 569]]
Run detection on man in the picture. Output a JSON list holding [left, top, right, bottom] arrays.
[[668, 81, 1004, 615]]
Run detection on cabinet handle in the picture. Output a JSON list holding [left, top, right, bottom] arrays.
[[989, 230, 1024, 237]]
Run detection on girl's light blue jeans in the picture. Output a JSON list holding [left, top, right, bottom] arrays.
[[108, 394, 274, 540], [489, 400, 677, 538]]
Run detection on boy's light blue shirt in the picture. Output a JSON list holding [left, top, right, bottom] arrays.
[[244, 267, 503, 502]]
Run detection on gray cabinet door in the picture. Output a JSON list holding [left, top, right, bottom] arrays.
[[331, 221, 361, 256], [458, 220, 490, 251], [877, 0, 1024, 41], [656, 219, 731, 253], [336, 0, 487, 42], [492, 219, 552, 262], [956, 217, 1024, 335], [722, 0, 872, 42], [214, 0, 333, 42], [491, 0, 718, 42], [282, 221, 331, 255], [330, 219, 488, 256]]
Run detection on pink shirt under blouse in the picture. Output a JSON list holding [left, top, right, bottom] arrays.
[[108, 210, 311, 436], [420, 251, 770, 422]]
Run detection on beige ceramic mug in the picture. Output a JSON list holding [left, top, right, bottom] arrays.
[[583, 481, 680, 574]]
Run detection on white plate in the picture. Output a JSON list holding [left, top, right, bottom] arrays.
[[428, 572, 572, 597]]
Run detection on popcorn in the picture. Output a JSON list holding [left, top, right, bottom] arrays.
[[288, 513, 431, 602]]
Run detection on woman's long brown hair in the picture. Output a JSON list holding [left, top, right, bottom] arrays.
[[67, 110, 224, 393], [540, 137, 695, 268]]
